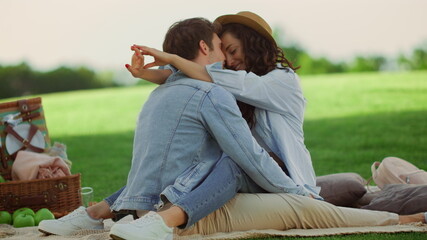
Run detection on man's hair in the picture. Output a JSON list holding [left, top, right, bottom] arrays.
[[163, 18, 221, 60]]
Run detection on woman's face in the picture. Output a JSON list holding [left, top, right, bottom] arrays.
[[220, 32, 246, 71]]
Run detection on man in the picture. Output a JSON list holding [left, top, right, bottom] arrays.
[[39, 17, 309, 239]]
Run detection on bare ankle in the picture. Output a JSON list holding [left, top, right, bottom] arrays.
[[86, 201, 113, 220], [399, 213, 425, 224], [86, 206, 101, 220], [157, 206, 187, 228]]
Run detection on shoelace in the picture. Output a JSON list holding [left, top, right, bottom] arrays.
[[130, 212, 161, 227]]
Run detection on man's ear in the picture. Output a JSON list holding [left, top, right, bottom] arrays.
[[199, 40, 210, 55]]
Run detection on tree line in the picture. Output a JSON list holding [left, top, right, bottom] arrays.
[[1, 42, 426, 98], [281, 43, 427, 75], [0, 63, 117, 99]]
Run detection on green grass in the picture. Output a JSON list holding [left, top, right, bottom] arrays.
[[1, 71, 426, 239], [301, 71, 427, 178], [42, 86, 157, 198]]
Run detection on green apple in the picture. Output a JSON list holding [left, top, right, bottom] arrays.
[[0, 211, 12, 224], [34, 208, 55, 225], [0, 175, 6, 183], [13, 214, 35, 228], [12, 208, 35, 221]]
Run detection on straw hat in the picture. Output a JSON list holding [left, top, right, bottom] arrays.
[[214, 11, 275, 44]]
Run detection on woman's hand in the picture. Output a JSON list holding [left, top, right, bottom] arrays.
[[132, 45, 175, 69], [125, 45, 147, 78], [125, 45, 171, 85]]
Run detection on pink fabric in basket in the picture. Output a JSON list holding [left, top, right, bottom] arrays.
[[11, 151, 71, 180]]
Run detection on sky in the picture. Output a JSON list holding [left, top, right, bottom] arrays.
[[1, 0, 427, 72]]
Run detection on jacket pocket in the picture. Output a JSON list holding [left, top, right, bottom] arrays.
[[175, 161, 208, 192]]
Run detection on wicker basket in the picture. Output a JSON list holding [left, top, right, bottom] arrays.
[[0, 174, 81, 217]]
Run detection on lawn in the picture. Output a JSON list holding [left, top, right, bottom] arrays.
[[1, 70, 426, 239]]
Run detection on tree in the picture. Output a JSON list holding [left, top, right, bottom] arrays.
[[411, 47, 427, 70], [0, 62, 35, 98], [395, 42, 427, 71], [0, 63, 116, 98], [275, 30, 347, 75], [348, 56, 386, 72]]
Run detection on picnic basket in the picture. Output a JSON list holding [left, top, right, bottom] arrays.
[[0, 97, 50, 179], [0, 174, 81, 217], [0, 97, 81, 216]]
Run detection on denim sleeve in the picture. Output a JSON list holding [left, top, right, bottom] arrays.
[[199, 86, 309, 196], [159, 64, 178, 73], [206, 63, 305, 117]]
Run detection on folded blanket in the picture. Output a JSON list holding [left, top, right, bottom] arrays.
[[0, 217, 426, 240], [11, 151, 71, 181]]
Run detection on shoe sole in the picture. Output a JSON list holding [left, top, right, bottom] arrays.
[[110, 234, 126, 240], [38, 224, 76, 236], [38, 229, 53, 235], [110, 233, 171, 240], [38, 222, 104, 236]]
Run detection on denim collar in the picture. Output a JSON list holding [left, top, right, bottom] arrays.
[[165, 61, 223, 84]]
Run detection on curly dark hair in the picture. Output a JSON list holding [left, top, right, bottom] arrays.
[[219, 23, 299, 128]]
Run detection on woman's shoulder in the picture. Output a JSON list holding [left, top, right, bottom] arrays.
[[266, 66, 303, 92]]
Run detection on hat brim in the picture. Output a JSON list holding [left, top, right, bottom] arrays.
[[214, 14, 275, 44]]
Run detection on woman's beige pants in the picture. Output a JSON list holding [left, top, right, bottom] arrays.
[[176, 193, 398, 236]]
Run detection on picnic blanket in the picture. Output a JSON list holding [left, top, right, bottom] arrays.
[[1, 216, 426, 240]]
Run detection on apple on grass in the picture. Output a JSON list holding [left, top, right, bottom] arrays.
[[12, 208, 35, 221], [0, 211, 12, 224], [13, 214, 35, 228], [35, 208, 55, 225]]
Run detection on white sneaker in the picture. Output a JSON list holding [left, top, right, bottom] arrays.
[[110, 211, 173, 240], [38, 206, 104, 236]]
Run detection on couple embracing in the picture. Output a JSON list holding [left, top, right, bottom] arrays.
[[38, 11, 427, 240]]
